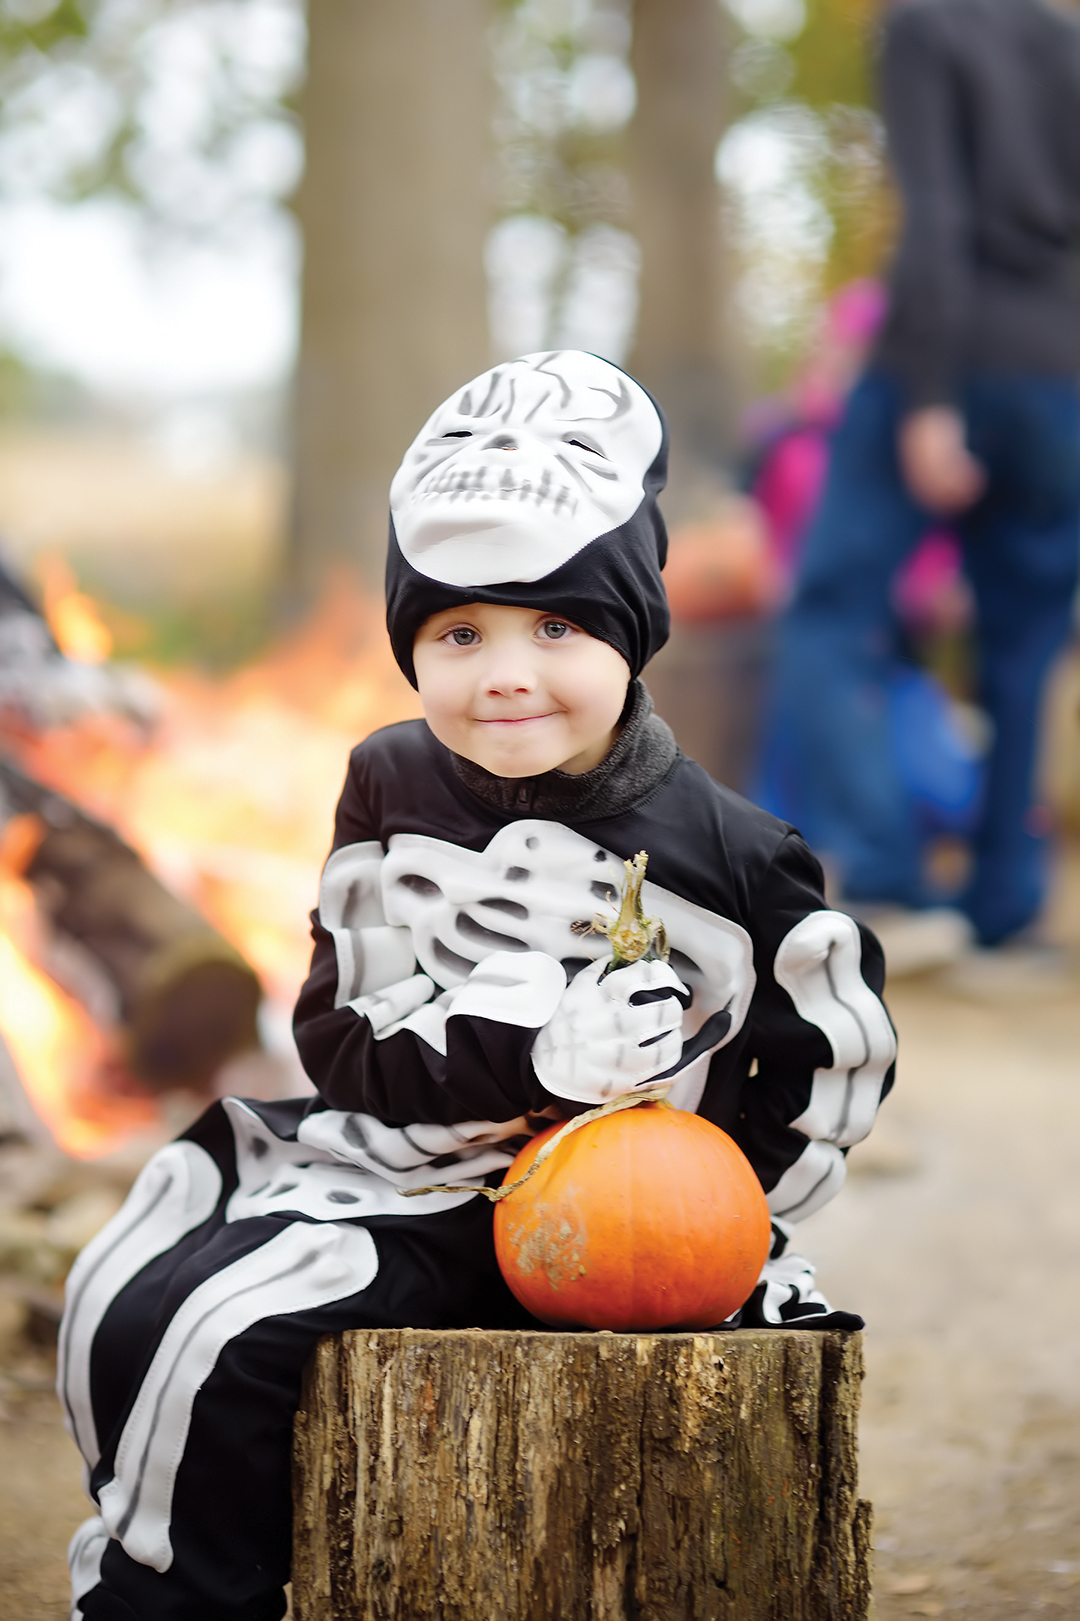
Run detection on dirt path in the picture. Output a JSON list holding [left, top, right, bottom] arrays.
[[0, 1379, 88, 1619], [2, 867, 1079, 1619], [804, 966, 1080, 1619]]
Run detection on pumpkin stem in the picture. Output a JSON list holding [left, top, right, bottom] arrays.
[[398, 1087, 672, 1202], [579, 849, 669, 975]]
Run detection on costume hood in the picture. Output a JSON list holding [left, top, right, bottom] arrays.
[[385, 350, 670, 685]]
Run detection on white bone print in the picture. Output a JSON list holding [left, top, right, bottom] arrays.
[[766, 910, 896, 1221]]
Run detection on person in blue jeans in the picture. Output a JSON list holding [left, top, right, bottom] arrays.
[[772, 0, 1080, 948]]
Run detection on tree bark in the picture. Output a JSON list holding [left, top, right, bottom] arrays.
[[290, 0, 493, 595], [292, 1326, 872, 1621], [627, 0, 734, 521]]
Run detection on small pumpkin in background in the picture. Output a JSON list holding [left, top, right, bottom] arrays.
[[663, 497, 782, 625], [493, 1101, 771, 1332]]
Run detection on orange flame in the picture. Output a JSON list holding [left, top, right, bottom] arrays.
[[0, 570, 421, 1157], [0, 873, 157, 1157], [39, 554, 114, 663]]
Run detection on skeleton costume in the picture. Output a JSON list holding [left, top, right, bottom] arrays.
[[60, 352, 896, 1621]]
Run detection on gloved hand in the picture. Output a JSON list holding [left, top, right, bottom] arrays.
[[531, 957, 689, 1105], [738, 1221, 865, 1332]]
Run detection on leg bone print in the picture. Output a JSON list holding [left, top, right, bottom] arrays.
[[58, 1140, 223, 1470], [96, 1220, 378, 1574]]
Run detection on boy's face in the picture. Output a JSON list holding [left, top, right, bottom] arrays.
[[413, 603, 630, 778]]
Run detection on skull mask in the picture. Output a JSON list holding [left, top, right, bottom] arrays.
[[389, 351, 664, 587]]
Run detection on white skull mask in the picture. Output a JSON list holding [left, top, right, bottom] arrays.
[[378, 820, 755, 1057], [388, 351, 663, 587]]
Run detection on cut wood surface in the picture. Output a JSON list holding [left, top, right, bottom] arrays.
[[292, 1326, 871, 1621]]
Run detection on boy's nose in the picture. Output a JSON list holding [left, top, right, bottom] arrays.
[[485, 671, 536, 695], [484, 434, 518, 451], [483, 654, 538, 696]]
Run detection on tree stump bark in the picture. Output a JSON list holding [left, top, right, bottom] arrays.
[[292, 1327, 872, 1621]]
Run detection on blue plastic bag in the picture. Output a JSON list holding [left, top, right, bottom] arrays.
[[887, 665, 985, 836]]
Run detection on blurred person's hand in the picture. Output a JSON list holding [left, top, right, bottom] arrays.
[[899, 407, 987, 513]]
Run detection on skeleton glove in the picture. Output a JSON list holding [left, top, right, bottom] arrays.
[[531, 957, 689, 1105]]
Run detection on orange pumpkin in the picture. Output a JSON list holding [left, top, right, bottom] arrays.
[[493, 1102, 771, 1332]]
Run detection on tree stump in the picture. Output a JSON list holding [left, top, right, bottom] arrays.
[[292, 1327, 872, 1621]]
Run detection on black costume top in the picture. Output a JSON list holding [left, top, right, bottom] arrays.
[[874, 0, 1080, 406], [280, 681, 896, 1242], [138, 352, 895, 1251]]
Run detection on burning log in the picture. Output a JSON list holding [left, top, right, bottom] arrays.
[[292, 1327, 872, 1621], [0, 551, 157, 731], [0, 758, 261, 1092]]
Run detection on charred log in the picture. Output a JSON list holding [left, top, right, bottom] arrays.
[[0, 759, 261, 1091]]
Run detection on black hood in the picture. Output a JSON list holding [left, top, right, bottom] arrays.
[[383, 351, 670, 686]]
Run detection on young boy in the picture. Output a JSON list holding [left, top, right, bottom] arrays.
[[58, 351, 895, 1621]]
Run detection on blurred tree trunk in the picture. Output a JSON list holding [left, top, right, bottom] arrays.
[[290, 0, 493, 597], [627, 0, 733, 522]]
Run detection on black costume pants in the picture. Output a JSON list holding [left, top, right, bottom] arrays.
[[75, 1204, 529, 1621]]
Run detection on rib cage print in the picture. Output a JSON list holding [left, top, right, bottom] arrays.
[[325, 819, 756, 1116]]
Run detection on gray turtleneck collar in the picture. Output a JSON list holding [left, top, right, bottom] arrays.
[[449, 679, 680, 822]]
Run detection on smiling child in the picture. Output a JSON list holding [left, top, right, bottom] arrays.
[[59, 352, 895, 1621]]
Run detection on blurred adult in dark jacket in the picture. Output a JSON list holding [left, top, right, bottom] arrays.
[[772, 0, 1080, 948]]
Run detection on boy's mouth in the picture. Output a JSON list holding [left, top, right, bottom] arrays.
[[474, 712, 560, 727]]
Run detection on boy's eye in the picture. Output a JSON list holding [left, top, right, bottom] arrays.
[[448, 626, 479, 645], [564, 437, 607, 458], [442, 430, 472, 439], [540, 621, 570, 640]]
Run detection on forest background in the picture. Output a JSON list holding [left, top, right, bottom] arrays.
[[0, 0, 887, 659]]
